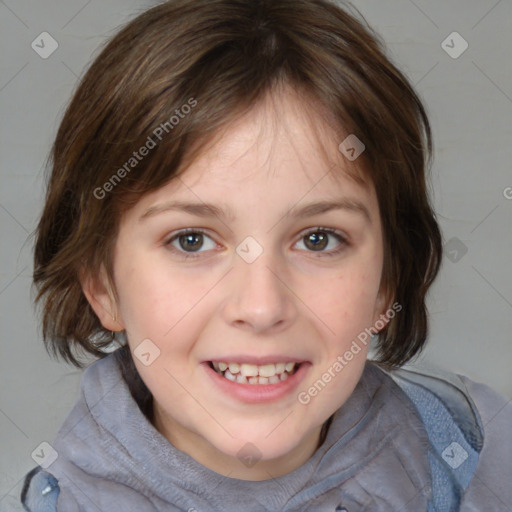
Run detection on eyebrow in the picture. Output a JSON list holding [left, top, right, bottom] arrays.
[[139, 198, 371, 224]]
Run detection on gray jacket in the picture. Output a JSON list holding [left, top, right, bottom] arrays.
[[21, 351, 512, 511]]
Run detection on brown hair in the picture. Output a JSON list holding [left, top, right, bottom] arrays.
[[34, 0, 442, 389]]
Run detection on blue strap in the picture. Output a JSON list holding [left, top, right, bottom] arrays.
[[21, 466, 60, 512], [389, 368, 483, 512]]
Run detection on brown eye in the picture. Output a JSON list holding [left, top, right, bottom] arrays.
[[178, 233, 204, 252], [304, 231, 328, 251], [165, 229, 217, 259], [295, 228, 348, 257]]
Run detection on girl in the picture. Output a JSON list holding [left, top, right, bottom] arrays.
[[21, 0, 511, 510]]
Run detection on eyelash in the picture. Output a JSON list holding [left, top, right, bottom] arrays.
[[164, 227, 349, 261]]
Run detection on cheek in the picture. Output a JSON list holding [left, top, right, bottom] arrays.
[[312, 268, 381, 324], [114, 253, 215, 349], [112, 252, 175, 340]]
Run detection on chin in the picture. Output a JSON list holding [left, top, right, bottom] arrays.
[[211, 422, 310, 463]]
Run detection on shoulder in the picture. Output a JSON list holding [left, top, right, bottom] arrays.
[[384, 364, 485, 455], [381, 363, 512, 509], [383, 364, 483, 490], [21, 466, 60, 512], [456, 373, 512, 509], [386, 364, 511, 453]]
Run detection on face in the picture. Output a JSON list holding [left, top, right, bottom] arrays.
[[86, 87, 389, 480]]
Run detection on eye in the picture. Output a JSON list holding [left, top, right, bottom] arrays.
[[164, 227, 349, 260], [165, 229, 217, 258], [295, 227, 348, 257]]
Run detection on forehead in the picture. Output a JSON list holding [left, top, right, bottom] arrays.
[[128, 85, 376, 223], [187, 86, 367, 185]]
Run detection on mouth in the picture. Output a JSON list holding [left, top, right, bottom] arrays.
[[207, 360, 301, 385], [203, 358, 310, 403]]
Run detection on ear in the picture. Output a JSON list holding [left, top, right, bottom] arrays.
[[80, 265, 125, 332]]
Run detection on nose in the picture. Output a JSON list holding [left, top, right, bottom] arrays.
[[221, 247, 297, 334]]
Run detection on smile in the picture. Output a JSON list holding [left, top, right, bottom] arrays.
[[204, 359, 310, 403], [209, 361, 299, 385]]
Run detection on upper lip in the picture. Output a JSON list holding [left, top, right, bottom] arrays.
[[206, 355, 309, 365]]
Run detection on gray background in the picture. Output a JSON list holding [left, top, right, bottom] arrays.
[[1, 0, 511, 508]]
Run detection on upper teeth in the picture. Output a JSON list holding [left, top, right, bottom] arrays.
[[213, 361, 296, 377]]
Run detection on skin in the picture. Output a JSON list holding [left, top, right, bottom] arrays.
[[83, 85, 390, 481]]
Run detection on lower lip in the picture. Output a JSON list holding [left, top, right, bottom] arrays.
[[202, 362, 310, 404]]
